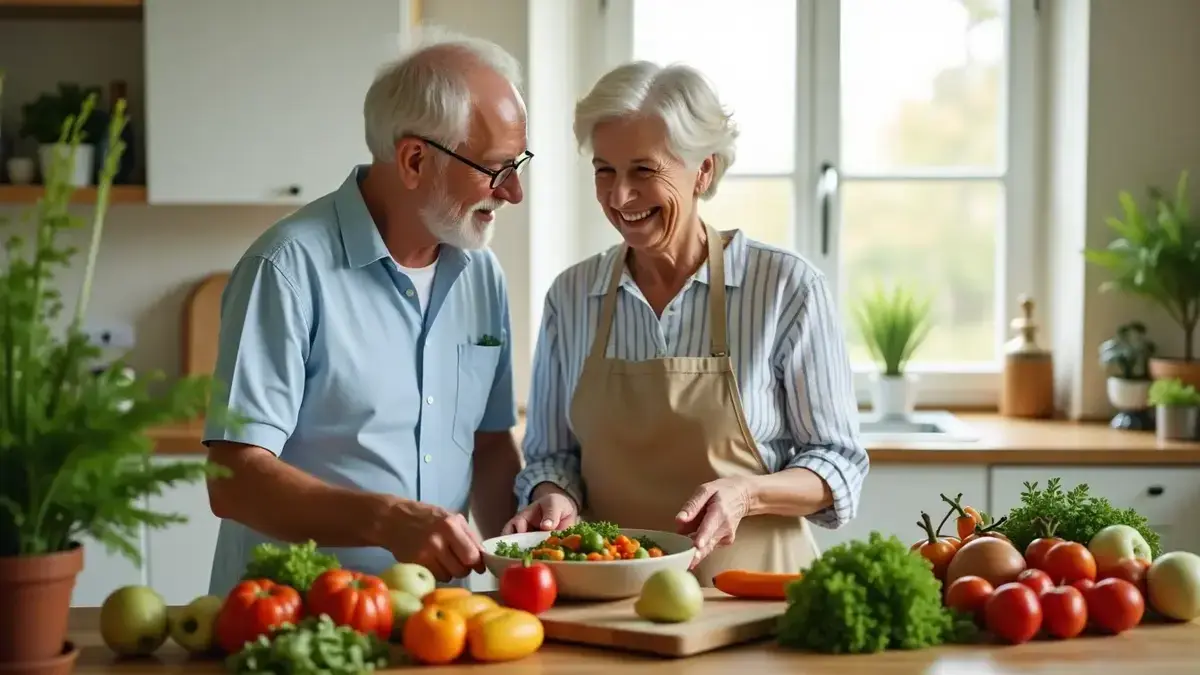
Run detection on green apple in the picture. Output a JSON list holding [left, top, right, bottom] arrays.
[[99, 585, 170, 656], [1146, 551, 1200, 621], [169, 594, 224, 655], [390, 589, 424, 640], [379, 562, 436, 599], [635, 569, 705, 623], [1088, 524, 1153, 569]]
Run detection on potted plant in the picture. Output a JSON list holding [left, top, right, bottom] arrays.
[[18, 82, 103, 188], [1099, 321, 1157, 431], [0, 94, 233, 672], [1084, 170, 1200, 389], [1147, 378, 1200, 442], [853, 282, 932, 419]]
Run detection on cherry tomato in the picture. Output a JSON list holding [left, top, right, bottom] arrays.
[[1042, 542, 1097, 585], [1039, 585, 1087, 639], [1097, 558, 1148, 597], [985, 582, 1043, 645], [961, 531, 1012, 547], [1086, 578, 1144, 634], [1015, 568, 1054, 596], [1024, 535, 1064, 571], [956, 506, 984, 540], [945, 575, 994, 624], [914, 512, 957, 579]]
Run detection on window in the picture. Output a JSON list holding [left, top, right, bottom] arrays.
[[598, 0, 1039, 405]]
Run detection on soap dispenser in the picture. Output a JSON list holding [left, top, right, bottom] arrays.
[[1001, 295, 1055, 418]]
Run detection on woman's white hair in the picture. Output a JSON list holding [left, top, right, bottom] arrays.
[[363, 25, 523, 163], [574, 61, 738, 200]]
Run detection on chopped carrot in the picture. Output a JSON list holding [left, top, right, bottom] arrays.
[[648, 548, 663, 558], [544, 536, 560, 547], [586, 552, 603, 561], [562, 534, 582, 551]]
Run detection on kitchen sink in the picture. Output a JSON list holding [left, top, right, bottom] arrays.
[[858, 410, 979, 443]]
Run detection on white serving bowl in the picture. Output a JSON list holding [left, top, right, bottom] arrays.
[[481, 528, 696, 600]]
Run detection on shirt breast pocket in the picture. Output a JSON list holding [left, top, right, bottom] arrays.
[[452, 344, 501, 454]]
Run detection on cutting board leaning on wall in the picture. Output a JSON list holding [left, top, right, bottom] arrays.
[[182, 272, 230, 377]]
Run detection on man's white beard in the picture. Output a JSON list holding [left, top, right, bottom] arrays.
[[420, 178, 501, 250]]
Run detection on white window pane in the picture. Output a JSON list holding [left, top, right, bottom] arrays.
[[839, 179, 1001, 366], [698, 177, 794, 250], [631, 0, 796, 175], [840, 0, 1007, 172]]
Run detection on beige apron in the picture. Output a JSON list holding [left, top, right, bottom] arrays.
[[569, 224, 820, 585]]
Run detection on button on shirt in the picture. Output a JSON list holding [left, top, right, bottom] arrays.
[[515, 230, 869, 529], [203, 166, 517, 597]]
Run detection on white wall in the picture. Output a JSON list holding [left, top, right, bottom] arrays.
[[1, 0, 1198, 419]]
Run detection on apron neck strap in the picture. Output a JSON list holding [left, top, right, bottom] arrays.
[[590, 224, 730, 360]]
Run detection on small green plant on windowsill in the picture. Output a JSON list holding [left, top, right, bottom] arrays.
[[1148, 378, 1200, 408], [1099, 321, 1157, 381], [853, 282, 933, 378]]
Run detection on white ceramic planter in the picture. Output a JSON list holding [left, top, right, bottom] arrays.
[[1107, 377, 1151, 411], [870, 373, 918, 418], [37, 142, 94, 187]]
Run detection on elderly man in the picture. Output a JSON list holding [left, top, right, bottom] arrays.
[[202, 30, 529, 596]]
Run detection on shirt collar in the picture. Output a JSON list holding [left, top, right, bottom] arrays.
[[588, 228, 749, 297], [335, 165, 473, 269]]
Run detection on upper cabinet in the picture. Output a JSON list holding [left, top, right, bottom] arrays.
[[143, 0, 417, 205]]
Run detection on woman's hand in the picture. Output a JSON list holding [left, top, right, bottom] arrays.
[[501, 483, 579, 535], [675, 477, 754, 569]]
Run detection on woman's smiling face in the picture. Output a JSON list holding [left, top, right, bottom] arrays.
[[590, 114, 713, 253]]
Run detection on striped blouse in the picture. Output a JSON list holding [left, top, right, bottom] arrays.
[[514, 229, 869, 529]]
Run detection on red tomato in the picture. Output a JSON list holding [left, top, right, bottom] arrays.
[[499, 557, 558, 615], [1042, 542, 1097, 585], [1024, 536, 1064, 571], [1086, 578, 1144, 634], [214, 579, 303, 654], [945, 575, 994, 623], [1097, 558, 1148, 597], [1070, 578, 1095, 594], [1039, 585, 1087, 639], [1016, 568, 1054, 596], [984, 582, 1043, 645], [306, 569, 394, 640]]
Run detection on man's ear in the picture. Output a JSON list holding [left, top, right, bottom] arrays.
[[394, 138, 428, 190]]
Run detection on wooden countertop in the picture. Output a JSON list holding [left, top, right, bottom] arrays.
[[145, 413, 1200, 464], [64, 608, 1200, 674]]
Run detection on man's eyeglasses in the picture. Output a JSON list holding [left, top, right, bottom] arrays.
[[420, 137, 533, 189]]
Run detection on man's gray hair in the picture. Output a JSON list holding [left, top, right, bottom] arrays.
[[573, 61, 738, 200], [363, 25, 523, 163]]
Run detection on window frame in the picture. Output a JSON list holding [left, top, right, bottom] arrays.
[[594, 0, 1042, 408]]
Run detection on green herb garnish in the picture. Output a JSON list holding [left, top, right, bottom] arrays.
[[997, 478, 1162, 558], [241, 540, 339, 593], [777, 532, 976, 654], [225, 614, 389, 674]]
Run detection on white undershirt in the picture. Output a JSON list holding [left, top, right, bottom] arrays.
[[395, 258, 438, 315]]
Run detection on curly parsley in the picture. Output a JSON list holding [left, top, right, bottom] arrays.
[[241, 540, 340, 594], [777, 532, 976, 654], [226, 614, 389, 674], [996, 478, 1162, 558]]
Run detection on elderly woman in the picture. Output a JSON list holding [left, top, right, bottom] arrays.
[[503, 61, 868, 578]]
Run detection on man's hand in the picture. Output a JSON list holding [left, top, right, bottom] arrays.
[[502, 483, 579, 534], [386, 503, 486, 583]]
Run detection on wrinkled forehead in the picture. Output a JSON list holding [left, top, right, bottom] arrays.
[[591, 114, 672, 164]]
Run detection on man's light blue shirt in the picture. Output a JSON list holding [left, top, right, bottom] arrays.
[[203, 166, 517, 597]]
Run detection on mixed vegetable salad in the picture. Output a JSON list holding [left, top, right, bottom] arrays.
[[494, 521, 666, 561]]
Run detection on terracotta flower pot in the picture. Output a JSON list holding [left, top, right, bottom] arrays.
[[1149, 357, 1200, 389], [0, 544, 83, 665]]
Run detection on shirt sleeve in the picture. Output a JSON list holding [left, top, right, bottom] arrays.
[[777, 273, 869, 530], [477, 268, 518, 432], [513, 294, 584, 509], [203, 255, 310, 455]]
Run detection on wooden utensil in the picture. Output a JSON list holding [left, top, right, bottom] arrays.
[[181, 272, 229, 377]]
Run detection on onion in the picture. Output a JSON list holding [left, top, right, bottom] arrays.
[[945, 537, 1027, 589]]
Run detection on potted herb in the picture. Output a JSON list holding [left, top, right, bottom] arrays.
[[1147, 378, 1200, 441], [0, 94, 233, 671], [853, 282, 932, 419], [1099, 321, 1157, 431], [1084, 171, 1200, 389], [19, 82, 103, 188]]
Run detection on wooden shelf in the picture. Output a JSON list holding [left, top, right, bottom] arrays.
[[0, 0, 142, 20], [0, 184, 147, 205]]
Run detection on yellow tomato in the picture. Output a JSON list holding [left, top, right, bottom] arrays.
[[440, 593, 498, 620], [467, 607, 544, 662], [422, 587, 471, 607]]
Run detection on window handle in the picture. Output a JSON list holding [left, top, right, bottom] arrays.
[[817, 162, 840, 256]]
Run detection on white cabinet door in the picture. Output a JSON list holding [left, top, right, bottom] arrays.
[[811, 465, 990, 554], [71, 513, 146, 607], [144, 0, 415, 205], [144, 456, 223, 606], [989, 467, 1200, 556]]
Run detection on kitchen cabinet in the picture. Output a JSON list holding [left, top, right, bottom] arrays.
[[143, 0, 417, 205], [989, 466, 1200, 555], [811, 465, 990, 553]]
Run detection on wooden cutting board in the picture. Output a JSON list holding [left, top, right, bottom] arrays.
[[181, 272, 229, 377], [534, 588, 787, 658]]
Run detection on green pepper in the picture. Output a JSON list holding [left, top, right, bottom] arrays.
[[580, 531, 606, 554]]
